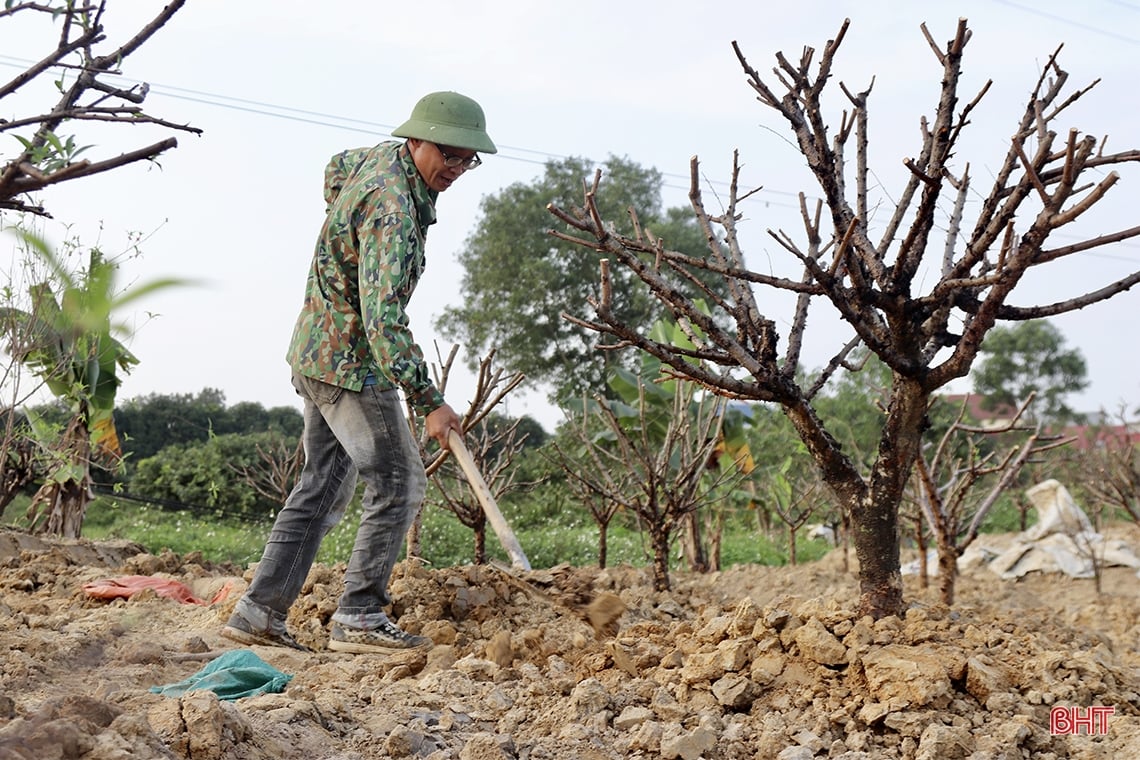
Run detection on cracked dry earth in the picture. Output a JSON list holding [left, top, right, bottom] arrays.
[[0, 526, 1138, 760]]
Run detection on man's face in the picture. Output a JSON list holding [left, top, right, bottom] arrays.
[[409, 139, 479, 192]]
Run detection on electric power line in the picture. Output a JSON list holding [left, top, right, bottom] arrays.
[[141, 83, 803, 207], [2, 43, 1137, 256], [91, 483, 274, 525], [993, 0, 1140, 46], [0, 54, 797, 208]]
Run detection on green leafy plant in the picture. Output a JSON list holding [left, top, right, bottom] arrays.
[[1, 228, 189, 536], [13, 130, 91, 175]]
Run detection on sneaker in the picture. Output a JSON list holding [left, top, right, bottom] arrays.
[[327, 620, 432, 653], [221, 613, 311, 652]]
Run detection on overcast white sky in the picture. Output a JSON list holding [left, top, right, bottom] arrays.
[[3, 1, 1138, 431]]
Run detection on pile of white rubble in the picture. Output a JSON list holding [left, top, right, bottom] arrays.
[[908, 478, 1140, 579]]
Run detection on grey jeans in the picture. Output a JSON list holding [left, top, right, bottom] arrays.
[[233, 372, 426, 631]]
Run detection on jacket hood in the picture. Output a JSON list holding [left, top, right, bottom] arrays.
[[323, 146, 374, 209]]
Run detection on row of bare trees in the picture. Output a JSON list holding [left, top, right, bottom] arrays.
[[904, 393, 1068, 604], [404, 345, 531, 567]]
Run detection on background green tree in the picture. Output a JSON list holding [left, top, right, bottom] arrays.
[[113, 389, 303, 465], [435, 155, 711, 405], [128, 430, 296, 521], [13, 390, 304, 525], [971, 320, 1088, 424]]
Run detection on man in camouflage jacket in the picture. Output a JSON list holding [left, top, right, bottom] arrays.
[[222, 92, 497, 654]]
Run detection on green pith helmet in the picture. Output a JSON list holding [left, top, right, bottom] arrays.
[[392, 91, 497, 154]]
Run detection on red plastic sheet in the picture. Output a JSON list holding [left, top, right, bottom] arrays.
[[83, 575, 234, 605]]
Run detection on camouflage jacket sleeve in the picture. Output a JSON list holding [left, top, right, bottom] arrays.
[[358, 205, 445, 417]]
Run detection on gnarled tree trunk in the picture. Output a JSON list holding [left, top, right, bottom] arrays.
[[27, 413, 93, 539]]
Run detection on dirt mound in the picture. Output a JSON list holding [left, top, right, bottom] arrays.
[[0, 527, 1137, 759]]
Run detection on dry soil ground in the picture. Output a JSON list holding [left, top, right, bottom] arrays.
[[0, 526, 1137, 760]]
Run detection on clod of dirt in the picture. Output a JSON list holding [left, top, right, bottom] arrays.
[[585, 592, 627, 639], [485, 629, 514, 668]]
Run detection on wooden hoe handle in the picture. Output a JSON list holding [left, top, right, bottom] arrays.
[[447, 429, 531, 571]]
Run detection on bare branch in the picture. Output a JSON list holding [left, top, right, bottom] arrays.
[[8, 137, 178, 196], [0, 2, 199, 216]]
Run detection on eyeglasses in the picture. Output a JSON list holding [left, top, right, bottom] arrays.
[[434, 144, 482, 170]]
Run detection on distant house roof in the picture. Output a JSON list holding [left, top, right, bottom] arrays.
[[1055, 422, 1140, 452], [940, 393, 1020, 429], [940, 393, 1139, 451]]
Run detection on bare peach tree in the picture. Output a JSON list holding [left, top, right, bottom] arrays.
[[228, 437, 305, 509], [406, 345, 530, 566], [909, 394, 1068, 605], [0, 1, 201, 217], [547, 19, 1140, 618], [549, 430, 623, 569], [430, 418, 531, 565], [1070, 405, 1140, 526], [768, 464, 822, 567], [551, 377, 739, 592]]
